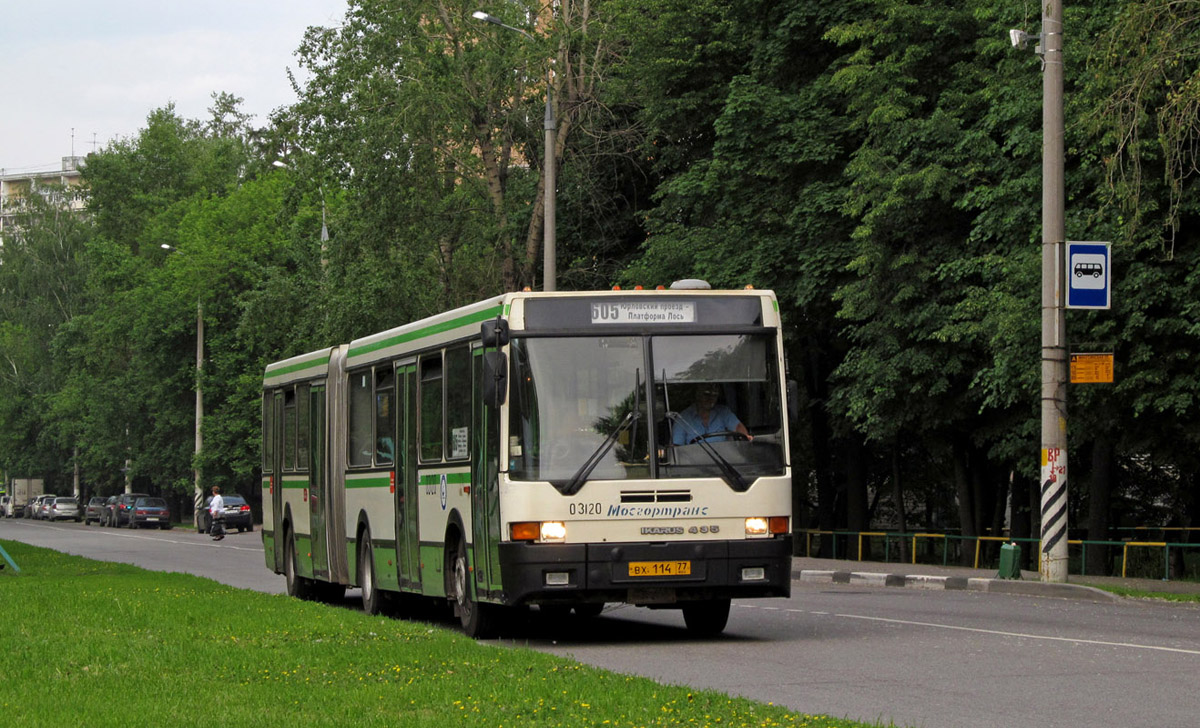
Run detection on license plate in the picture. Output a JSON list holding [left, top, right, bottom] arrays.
[[147, 517, 160, 522], [628, 560, 691, 577]]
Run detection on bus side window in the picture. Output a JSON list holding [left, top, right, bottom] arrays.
[[375, 368, 395, 465], [348, 370, 372, 467], [283, 388, 297, 472], [262, 392, 274, 474], [420, 354, 444, 462], [445, 346, 471, 460], [296, 383, 310, 472]]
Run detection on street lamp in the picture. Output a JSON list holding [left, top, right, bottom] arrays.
[[273, 159, 330, 253], [472, 10, 557, 291], [1010, 1, 1068, 583], [161, 243, 205, 526]]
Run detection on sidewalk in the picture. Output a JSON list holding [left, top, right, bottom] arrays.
[[790, 556, 1200, 602]]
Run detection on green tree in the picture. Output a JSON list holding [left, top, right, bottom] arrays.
[[610, 0, 866, 542], [0, 185, 91, 486], [288, 0, 635, 307], [1078, 0, 1200, 572]]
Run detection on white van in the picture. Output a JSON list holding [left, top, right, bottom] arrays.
[[0, 495, 12, 517]]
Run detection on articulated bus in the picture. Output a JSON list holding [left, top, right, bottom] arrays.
[[261, 282, 793, 637]]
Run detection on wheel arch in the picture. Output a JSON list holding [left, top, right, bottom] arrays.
[[443, 509, 468, 593], [281, 503, 295, 542], [352, 510, 372, 587]]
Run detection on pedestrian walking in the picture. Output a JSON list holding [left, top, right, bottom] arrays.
[[209, 485, 225, 541]]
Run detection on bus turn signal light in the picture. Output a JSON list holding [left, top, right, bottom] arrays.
[[510, 521, 567, 542], [511, 522, 539, 541], [746, 517, 789, 537]]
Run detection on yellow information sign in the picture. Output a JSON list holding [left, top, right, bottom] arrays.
[[1070, 353, 1114, 384]]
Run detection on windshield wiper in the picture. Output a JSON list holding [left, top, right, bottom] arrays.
[[665, 412, 749, 492], [557, 411, 635, 496]]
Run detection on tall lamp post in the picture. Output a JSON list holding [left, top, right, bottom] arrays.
[[1010, 1, 1068, 583], [472, 10, 556, 292], [273, 159, 329, 263], [1039, 0, 1069, 584], [162, 244, 205, 526]]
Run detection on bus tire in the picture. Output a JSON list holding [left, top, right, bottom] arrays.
[[359, 534, 384, 615], [285, 535, 313, 600], [452, 538, 496, 638], [681, 598, 731, 636]]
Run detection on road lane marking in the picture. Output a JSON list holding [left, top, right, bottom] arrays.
[[832, 613, 1200, 655], [735, 603, 1200, 656], [7, 519, 260, 551]]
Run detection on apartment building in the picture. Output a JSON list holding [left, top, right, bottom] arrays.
[[0, 156, 86, 240]]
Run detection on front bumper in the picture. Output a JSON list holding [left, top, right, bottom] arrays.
[[497, 537, 792, 606]]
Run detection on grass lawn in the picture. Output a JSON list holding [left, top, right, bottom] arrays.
[[0, 540, 887, 728], [1080, 582, 1200, 603]]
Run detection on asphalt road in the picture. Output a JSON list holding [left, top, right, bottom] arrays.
[[5, 517, 1199, 728]]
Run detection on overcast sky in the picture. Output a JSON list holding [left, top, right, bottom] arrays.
[[0, 0, 347, 174]]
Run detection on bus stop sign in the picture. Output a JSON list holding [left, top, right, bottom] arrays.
[[1066, 241, 1111, 309]]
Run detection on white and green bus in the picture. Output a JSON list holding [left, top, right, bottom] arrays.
[[261, 282, 793, 637]]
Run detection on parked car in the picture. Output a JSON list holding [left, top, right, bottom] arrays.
[[46, 497, 82, 522], [33, 494, 57, 520], [24, 497, 39, 518], [111, 493, 151, 528], [199, 494, 254, 534], [101, 495, 119, 526], [3, 495, 26, 518], [3, 495, 27, 518], [84, 497, 107, 525], [0, 495, 10, 517], [128, 497, 172, 530]]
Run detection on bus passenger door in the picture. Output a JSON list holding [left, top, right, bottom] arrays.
[[271, 391, 286, 572], [397, 364, 421, 590], [472, 349, 503, 597], [309, 384, 329, 579]]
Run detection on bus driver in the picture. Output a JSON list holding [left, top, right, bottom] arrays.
[[672, 384, 752, 445]]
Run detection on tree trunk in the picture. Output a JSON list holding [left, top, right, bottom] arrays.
[[807, 344, 836, 558], [1010, 472, 1034, 570], [891, 446, 909, 562], [1172, 473, 1196, 578], [953, 437, 977, 566], [1086, 438, 1114, 576], [845, 437, 869, 559]]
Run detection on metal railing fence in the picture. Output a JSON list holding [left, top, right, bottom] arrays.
[[798, 529, 1200, 582]]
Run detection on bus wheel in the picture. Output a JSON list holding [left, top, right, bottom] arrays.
[[359, 535, 383, 615], [285, 536, 311, 600], [452, 539, 496, 638], [681, 598, 731, 636]]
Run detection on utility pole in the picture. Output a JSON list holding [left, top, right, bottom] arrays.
[[471, 10, 557, 291], [194, 299, 204, 527], [1039, 0, 1069, 583], [543, 81, 557, 292]]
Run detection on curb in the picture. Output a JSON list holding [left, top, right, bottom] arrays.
[[795, 569, 1120, 603]]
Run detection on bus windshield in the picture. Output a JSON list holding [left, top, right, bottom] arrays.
[[507, 334, 785, 486]]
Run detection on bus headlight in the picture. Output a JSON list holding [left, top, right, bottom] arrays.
[[745, 516, 789, 537], [511, 521, 567, 543], [540, 521, 567, 542]]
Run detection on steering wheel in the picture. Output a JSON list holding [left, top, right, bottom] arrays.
[[688, 430, 750, 444]]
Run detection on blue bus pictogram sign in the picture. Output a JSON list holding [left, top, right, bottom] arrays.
[[1066, 242, 1111, 310]]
